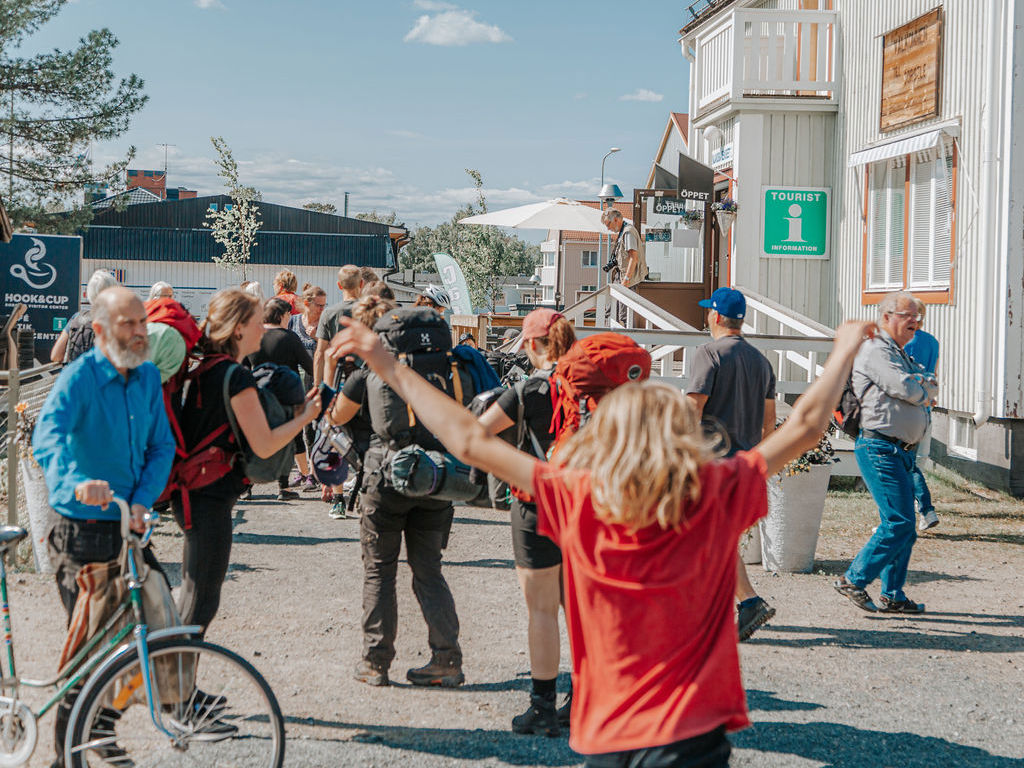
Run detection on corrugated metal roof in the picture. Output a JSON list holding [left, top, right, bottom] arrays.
[[83, 226, 393, 268], [89, 195, 391, 237]]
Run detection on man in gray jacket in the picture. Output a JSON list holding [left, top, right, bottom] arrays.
[[834, 291, 937, 613]]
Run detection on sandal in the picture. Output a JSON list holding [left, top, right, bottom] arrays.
[[878, 595, 925, 613], [833, 578, 878, 612]]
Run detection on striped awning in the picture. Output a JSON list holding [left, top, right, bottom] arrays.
[[848, 126, 959, 167]]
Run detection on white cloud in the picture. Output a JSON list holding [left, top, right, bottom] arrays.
[[195, 0, 225, 9], [404, 9, 512, 46], [387, 129, 424, 139], [620, 88, 664, 102], [104, 147, 597, 227]]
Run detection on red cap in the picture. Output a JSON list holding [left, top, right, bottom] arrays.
[[521, 308, 564, 340]]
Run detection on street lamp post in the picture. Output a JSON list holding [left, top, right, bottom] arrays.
[[598, 147, 621, 291]]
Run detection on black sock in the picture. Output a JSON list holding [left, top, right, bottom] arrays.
[[532, 677, 557, 697]]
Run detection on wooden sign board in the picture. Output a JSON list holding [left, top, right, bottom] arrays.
[[880, 8, 943, 132]]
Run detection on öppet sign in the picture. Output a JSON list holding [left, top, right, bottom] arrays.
[[0, 233, 82, 362], [761, 187, 831, 260]]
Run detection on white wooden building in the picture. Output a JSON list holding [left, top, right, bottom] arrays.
[[680, 0, 1024, 492]]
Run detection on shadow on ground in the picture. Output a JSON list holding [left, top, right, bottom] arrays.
[[813, 560, 983, 584], [284, 716, 581, 766], [750, 622, 1024, 653], [734, 721, 1022, 768]]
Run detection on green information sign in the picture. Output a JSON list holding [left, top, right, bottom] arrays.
[[761, 187, 830, 259]]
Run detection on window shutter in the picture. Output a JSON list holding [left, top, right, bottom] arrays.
[[868, 164, 887, 289], [886, 161, 905, 288], [909, 153, 935, 287], [932, 151, 953, 286]]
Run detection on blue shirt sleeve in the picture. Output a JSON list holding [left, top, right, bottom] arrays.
[[32, 365, 93, 511], [129, 365, 175, 510]]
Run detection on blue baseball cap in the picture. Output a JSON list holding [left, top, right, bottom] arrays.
[[698, 287, 746, 320]]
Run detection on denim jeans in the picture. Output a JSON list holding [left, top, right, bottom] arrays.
[[910, 450, 934, 515], [846, 436, 918, 601]]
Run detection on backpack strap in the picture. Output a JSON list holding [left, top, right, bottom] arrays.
[[448, 352, 463, 404], [222, 362, 244, 450]]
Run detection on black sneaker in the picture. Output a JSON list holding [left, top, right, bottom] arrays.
[[406, 655, 464, 688], [512, 693, 560, 737], [878, 595, 925, 613], [737, 597, 776, 642], [833, 578, 878, 612], [556, 691, 571, 728], [277, 488, 300, 501], [353, 658, 390, 687]]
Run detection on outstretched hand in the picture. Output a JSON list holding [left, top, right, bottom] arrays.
[[833, 320, 878, 355], [328, 317, 397, 381]]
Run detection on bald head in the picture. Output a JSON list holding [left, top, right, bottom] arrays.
[[92, 287, 149, 373]]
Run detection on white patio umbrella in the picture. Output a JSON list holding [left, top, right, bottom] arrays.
[[458, 197, 616, 232]]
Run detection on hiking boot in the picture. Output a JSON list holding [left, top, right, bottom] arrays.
[[833, 577, 878, 612], [512, 693, 560, 737], [277, 488, 300, 501], [406, 654, 464, 688], [878, 595, 925, 614], [737, 596, 776, 642], [556, 691, 572, 728], [301, 475, 320, 493], [918, 509, 940, 531], [353, 659, 389, 687], [328, 500, 348, 520]]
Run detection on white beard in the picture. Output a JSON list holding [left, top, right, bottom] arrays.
[[106, 336, 149, 370]]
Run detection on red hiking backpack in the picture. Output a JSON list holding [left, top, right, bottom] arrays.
[[146, 299, 236, 529], [549, 333, 652, 455]]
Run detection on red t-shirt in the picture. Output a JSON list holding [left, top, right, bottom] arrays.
[[532, 450, 768, 755], [276, 291, 302, 315]]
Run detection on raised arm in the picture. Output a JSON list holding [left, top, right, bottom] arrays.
[[329, 318, 537, 494], [757, 321, 876, 477]]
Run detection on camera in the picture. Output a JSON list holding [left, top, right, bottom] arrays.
[[602, 256, 618, 273]]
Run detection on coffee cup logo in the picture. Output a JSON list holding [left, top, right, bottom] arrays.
[[10, 237, 57, 290]]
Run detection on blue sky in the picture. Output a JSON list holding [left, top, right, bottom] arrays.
[[27, 0, 691, 226]]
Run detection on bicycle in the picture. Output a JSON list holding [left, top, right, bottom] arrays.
[[0, 497, 285, 767]]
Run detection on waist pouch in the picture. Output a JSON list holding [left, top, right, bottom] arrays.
[[387, 445, 485, 502]]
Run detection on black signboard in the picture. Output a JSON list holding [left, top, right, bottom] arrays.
[[677, 153, 715, 203], [0, 234, 82, 362]]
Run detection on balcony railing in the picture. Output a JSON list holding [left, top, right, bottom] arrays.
[[693, 8, 838, 115]]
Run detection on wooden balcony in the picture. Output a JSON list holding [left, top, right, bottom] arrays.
[[691, 8, 839, 118]]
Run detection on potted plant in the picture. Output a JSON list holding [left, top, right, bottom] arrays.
[[759, 421, 836, 573], [712, 198, 738, 234], [13, 401, 55, 574], [680, 208, 704, 230]]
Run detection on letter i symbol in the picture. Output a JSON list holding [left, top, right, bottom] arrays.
[[784, 204, 805, 243]]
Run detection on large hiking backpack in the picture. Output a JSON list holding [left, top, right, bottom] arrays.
[[224, 363, 298, 484], [65, 310, 95, 363], [366, 307, 475, 451], [549, 333, 652, 455]]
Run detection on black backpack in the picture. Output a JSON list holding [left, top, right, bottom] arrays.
[[835, 376, 864, 439], [224, 363, 297, 483], [366, 307, 475, 451], [65, 310, 95, 363]]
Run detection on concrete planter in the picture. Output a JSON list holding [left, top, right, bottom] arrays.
[[20, 459, 56, 574], [740, 523, 762, 564], [761, 464, 831, 573]]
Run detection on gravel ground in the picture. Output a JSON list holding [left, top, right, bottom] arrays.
[[11, 471, 1024, 767]]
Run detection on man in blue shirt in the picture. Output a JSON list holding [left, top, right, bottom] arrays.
[[33, 286, 174, 767], [903, 298, 940, 531]]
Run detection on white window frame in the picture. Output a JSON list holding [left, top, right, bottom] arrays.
[[581, 250, 598, 268], [947, 414, 977, 461], [865, 143, 955, 293]]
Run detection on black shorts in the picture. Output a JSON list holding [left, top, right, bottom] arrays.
[[510, 498, 561, 570]]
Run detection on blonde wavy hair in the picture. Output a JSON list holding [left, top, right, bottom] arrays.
[[558, 380, 712, 530], [200, 289, 261, 358]]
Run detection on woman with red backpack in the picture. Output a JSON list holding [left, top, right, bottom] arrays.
[[329, 317, 874, 767], [170, 289, 321, 632], [477, 308, 576, 736]]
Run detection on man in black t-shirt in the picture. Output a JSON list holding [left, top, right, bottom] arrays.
[[314, 264, 364, 387], [686, 287, 777, 642]]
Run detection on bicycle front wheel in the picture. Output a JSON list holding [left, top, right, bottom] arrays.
[[66, 637, 285, 768]]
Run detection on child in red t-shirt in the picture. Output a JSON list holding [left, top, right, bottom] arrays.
[[329, 318, 874, 766]]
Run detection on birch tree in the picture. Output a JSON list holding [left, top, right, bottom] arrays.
[[204, 136, 262, 280]]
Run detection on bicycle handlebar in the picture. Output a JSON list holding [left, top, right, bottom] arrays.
[[111, 496, 158, 546]]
